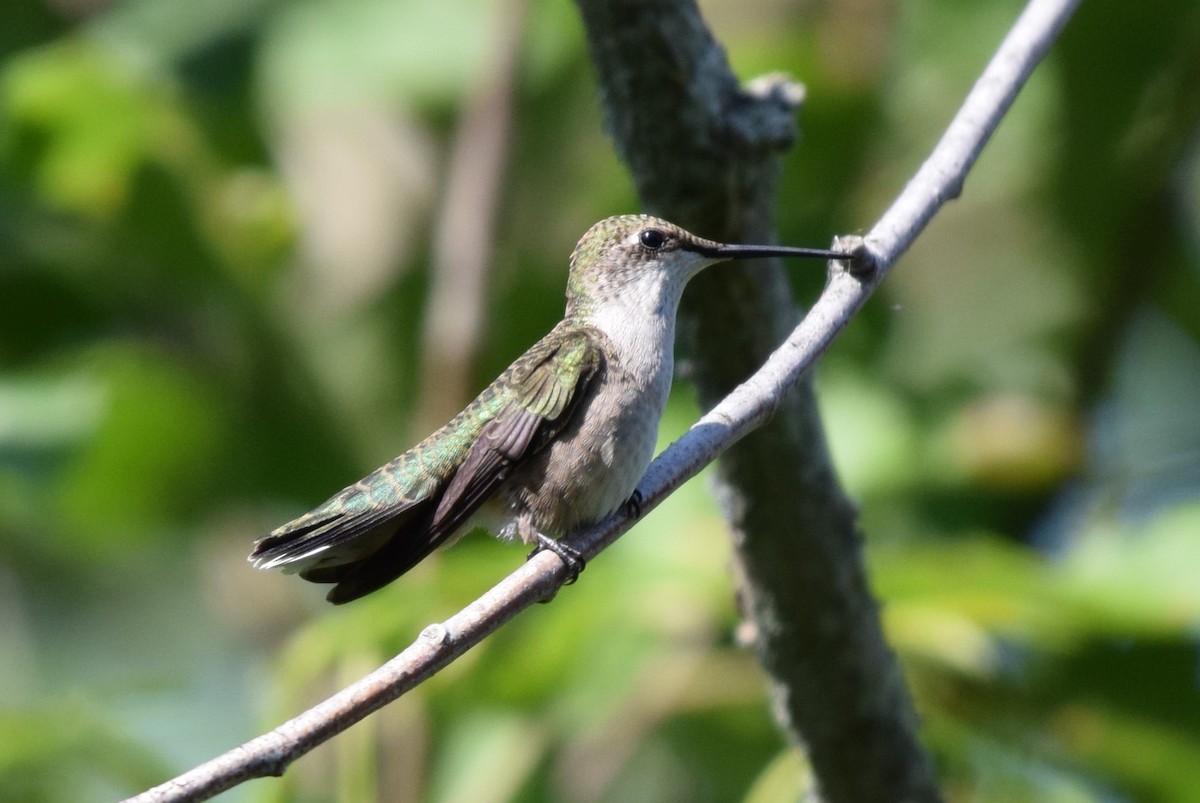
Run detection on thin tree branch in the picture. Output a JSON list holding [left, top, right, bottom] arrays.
[[124, 0, 1078, 799], [573, 0, 1069, 799]]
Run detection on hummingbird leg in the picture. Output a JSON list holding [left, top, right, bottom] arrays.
[[624, 489, 644, 518], [527, 532, 586, 585]]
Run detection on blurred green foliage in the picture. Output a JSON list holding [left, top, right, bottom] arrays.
[[2, 0, 1199, 801]]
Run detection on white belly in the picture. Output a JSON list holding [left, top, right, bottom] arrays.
[[494, 279, 682, 542], [496, 353, 671, 541]]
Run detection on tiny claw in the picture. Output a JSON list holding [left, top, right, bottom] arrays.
[[528, 532, 586, 586], [625, 489, 644, 518]]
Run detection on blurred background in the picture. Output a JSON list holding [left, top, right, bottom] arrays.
[[2, 0, 1199, 800]]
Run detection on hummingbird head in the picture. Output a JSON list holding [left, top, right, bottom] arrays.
[[565, 214, 840, 318]]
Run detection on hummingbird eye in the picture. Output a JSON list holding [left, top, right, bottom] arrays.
[[639, 229, 666, 250]]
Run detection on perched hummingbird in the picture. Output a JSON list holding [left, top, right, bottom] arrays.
[[250, 215, 840, 603]]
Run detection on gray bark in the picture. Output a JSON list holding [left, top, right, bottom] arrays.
[[573, 2, 943, 801]]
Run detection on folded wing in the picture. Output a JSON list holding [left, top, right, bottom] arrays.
[[249, 326, 604, 603]]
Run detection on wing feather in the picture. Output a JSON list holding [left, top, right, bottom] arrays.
[[433, 330, 602, 528], [250, 326, 605, 604]]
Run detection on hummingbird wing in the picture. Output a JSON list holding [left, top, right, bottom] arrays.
[[432, 329, 602, 529], [250, 326, 604, 604]]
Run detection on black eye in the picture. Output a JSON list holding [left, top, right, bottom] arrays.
[[639, 229, 666, 250]]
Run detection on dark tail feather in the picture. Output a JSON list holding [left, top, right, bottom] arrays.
[[249, 514, 345, 569], [322, 514, 455, 604]]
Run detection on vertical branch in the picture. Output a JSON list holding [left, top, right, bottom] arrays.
[[575, 0, 1081, 800], [573, 2, 930, 801]]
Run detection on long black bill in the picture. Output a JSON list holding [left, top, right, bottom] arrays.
[[708, 242, 845, 260]]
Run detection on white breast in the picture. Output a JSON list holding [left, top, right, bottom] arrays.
[[502, 286, 681, 538]]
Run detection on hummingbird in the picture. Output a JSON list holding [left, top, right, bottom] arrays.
[[250, 215, 841, 603]]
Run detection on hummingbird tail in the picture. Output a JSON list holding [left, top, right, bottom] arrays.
[[249, 496, 466, 604]]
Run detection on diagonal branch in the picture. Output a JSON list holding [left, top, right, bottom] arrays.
[[123, 0, 1079, 799]]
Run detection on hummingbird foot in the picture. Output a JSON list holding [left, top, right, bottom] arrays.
[[624, 489, 644, 518], [528, 532, 586, 585]]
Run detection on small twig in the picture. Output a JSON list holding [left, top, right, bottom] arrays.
[[124, 0, 1078, 799]]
